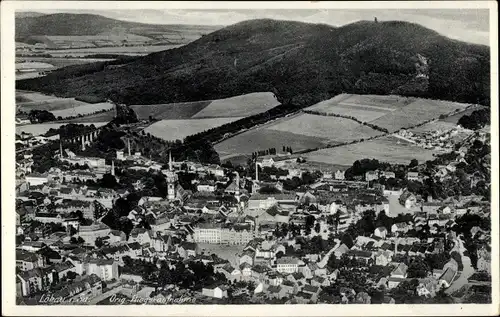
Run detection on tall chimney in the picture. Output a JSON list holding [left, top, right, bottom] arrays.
[[111, 160, 115, 176], [255, 159, 259, 182], [128, 139, 131, 157], [59, 141, 63, 157], [169, 151, 173, 171], [81, 136, 85, 151]]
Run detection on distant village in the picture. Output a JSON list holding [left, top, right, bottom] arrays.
[[15, 124, 491, 305]]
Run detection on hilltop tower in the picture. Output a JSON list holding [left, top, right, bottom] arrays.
[[166, 151, 178, 200]]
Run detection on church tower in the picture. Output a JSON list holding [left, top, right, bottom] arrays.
[[166, 151, 178, 200]]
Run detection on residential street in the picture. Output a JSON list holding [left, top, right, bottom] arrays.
[[446, 237, 474, 295]]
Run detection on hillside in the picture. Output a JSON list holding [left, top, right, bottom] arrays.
[[15, 13, 221, 42], [17, 19, 490, 107], [16, 12, 46, 19]]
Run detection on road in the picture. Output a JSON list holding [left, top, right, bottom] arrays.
[[446, 237, 474, 295], [317, 240, 340, 269]]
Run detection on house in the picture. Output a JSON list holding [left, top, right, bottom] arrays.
[[266, 272, 284, 286], [438, 267, 457, 289], [218, 263, 241, 282], [391, 262, 408, 278], [17, 267, 54, 296], [477, 246, 491, 273], [391, 222, 410, 234], [399, 190, 417, 209], [407, 172, 420, 181], [239, 262, 252, 276], [365, 171, 379, 181], [108, 230, 127, 244], [334, 243, 350, 258], [417, 277, 439, 298], [127, 228, 153, 245], [335, 170, 345, 180], [374, 227, 388, 239], [276, 257, 301, 274], [202, 284, 228, 299], [295, 291, 315, 304], [311, 276, 330, 287], [374, 250, 392, 266], [239, 250, 254, 266], [177, 242, 199, 258], [86, 258, 119, 281], [267, 285, 287, 300], [16, 250, 45, 271]]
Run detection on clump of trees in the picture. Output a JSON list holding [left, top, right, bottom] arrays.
[[28, 109, 56, 123], [458, 109, 490, 130]]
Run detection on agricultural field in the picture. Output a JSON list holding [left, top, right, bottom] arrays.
[[409, 120, 458, 135], [144, 117, 243, 142], [306, 94, 470, 132], [307, 94, 413, 122], [131, 92, 280, 121], [17, 97, 89, 112], [58, 111, 116, 123], [131, 101, 211, 120], [192, 92, 280, 118], [267, 113, 383, 142], [50, 102, 114, 119], [370, 99, 469, 133], [44, 44, 183, 57], [215, 129, 328, 159], [16, 122, 109, 136], [16, 57, 113, 69], [303, 135, 436, 166], [440, 105, 488, 124]]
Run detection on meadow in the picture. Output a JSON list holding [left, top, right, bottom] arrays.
[[59, 111, 116, 123], [144, 117, 243, 142], [370, 99, 469, 132], [44, 45, 183, 57], [215, 128, 329, 159], [192, 92, 280, 118], [303, 135, 436, 166], [267, 113, 383, 142], [17, 97, 89, 112], [131, 101, 211, 120], [409, 120, 458, 135], [16, 57, 113, 69], [50, 102, 114, 119]]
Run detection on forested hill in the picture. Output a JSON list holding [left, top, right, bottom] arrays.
[[17, 19, 490, 107]]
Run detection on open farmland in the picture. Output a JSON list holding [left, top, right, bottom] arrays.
[[370, 99, 469, 132], [16, 57, 113, 68], [16, 122, 109, 136], [306, 94, 413, 122], [144, 117, 243, 142], [409, 120, 458, 135], [50, 102, 114, 119], [267, 113, 383, 142], [131, 92, 280, 121], [192, 92, 280, 118], [215, 112, 382, 158], [440, 105, 488, 124], [303, 135, 436, 166], [215, 129, 328, 159], [17, 97, 89, 112], [131, 101, 211, 120], [44, 44, 183, 57], [59, 111, 115, 123]]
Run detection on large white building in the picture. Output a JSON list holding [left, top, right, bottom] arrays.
[[193, 223, 254, 245]]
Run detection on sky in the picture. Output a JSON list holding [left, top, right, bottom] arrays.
[[25, 9, 490, 45]]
